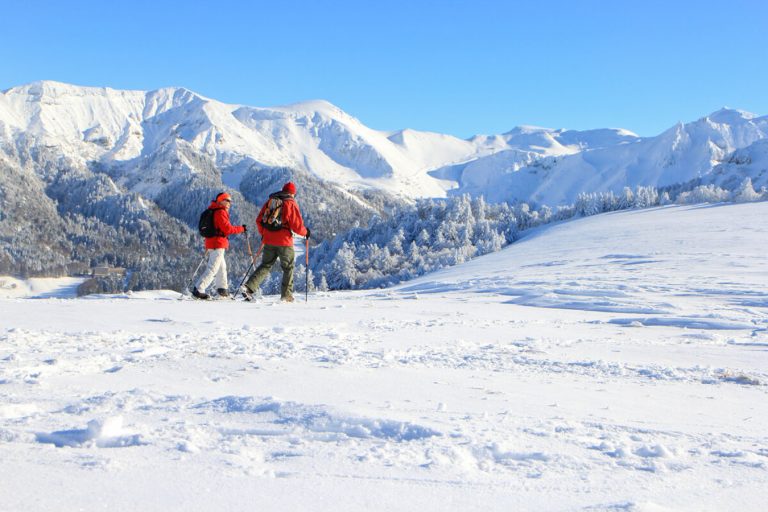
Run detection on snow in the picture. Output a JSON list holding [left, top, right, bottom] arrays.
[[0, 276, 86, 299], [1, 202, 767, 511], [707, 138, 768, 192], [4, 81, 764, 205], [452, 109, 768, 206]]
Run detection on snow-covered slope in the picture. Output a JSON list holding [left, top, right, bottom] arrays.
[[0, 276, 85, 299], [1, 203, 766, 511], [704, 138, 768, 192]]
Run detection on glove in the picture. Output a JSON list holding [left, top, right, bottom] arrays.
[[305, 228, 311, 240], [241, 224, 248, 233]]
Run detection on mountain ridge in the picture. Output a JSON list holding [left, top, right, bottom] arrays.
[[0, 80, 671, 201]]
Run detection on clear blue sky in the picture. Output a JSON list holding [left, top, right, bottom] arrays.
[[2, 0, 767, 138]]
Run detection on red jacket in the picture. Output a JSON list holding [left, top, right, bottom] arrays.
[[204, 202, 245, 249], [256, 195, 308, 246]]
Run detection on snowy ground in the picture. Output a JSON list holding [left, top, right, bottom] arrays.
[[0, 276, 84, 299], [1, 203, 767, 512]]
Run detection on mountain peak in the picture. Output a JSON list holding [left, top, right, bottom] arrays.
[[277, 99, 346, 117], [503, 125, 554, 136], [705, 107, 757, 124], [4, 81, 205, 105], [5, 80, 119, 97]]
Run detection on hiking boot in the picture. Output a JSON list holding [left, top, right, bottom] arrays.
[[216, 288, 230, 298], [192, 287, 209, 300], [281, 295, 295, 303]]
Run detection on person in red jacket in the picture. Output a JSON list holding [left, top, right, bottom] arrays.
[[193, 192, 247, 299], [242, 182, 310, 302]]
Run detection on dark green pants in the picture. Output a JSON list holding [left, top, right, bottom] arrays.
[[245, 245, 295, 299]]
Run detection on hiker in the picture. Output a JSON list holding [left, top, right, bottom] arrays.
[[193, 192, 247, 299], [242, 181, 310, 302]]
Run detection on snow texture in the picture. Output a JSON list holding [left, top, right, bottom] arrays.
[[1, 203, 767, 511]]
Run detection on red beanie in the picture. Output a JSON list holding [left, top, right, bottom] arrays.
[[282, 182, 297, 195]]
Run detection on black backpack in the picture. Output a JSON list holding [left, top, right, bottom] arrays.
[[261, 192, 289, 231], [198, 207, 223, 238]]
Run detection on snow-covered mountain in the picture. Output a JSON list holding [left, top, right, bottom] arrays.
[[704, 138, 768, 192], [0, 80, 637, 202], [0, 81, 470, 199], [436, 108, 768, 205], [2, 81, 766, 207]]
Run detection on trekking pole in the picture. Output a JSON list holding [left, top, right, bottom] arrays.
[[305, 237, 310, 303], [181, 250, 208, 299], [234, 262, 254, 300], [245, 231, 259, 267], [234, 233, 263, 299], [234, 231, 255, 299]]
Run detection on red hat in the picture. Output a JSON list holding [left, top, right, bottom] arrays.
[[282, 182, 297, 195], [215, 192, 232, 203]]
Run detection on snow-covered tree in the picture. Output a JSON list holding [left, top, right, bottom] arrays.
[[677, 185, 729, 204], [634, 186, 659, 208], [618, 187, 635, 209], [732, 178, 761, 203]]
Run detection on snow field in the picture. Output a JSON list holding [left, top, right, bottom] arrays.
[[1, 203, 767, 511]]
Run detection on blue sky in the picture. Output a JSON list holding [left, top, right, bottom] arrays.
[[2, 0, 766, 138]]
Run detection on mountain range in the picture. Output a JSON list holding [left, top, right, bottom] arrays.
[[0, 80, 766, 285], [2, 81, 767, 205]]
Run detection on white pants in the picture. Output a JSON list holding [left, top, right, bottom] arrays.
[[195, 249, 228, 291]]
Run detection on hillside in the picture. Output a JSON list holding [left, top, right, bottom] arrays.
[[1, 203, 767, 511]]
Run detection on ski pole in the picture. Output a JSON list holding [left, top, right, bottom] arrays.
[[181, 250, 208, 299], [305, 237, 309, 303]]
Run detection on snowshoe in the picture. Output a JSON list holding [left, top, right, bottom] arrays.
[[240, 286, 255, 302], [192, 287, 210, 300]]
